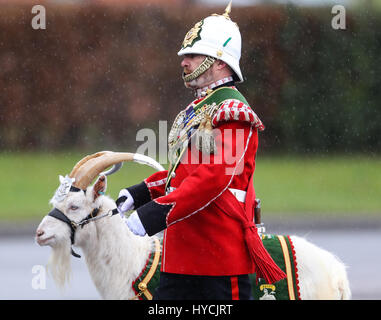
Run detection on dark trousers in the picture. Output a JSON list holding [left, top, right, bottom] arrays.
[[153, 272, 252, 300]]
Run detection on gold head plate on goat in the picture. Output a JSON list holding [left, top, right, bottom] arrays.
[[69, 151, 165, 190]]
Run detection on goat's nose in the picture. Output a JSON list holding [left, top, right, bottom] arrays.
[[36, 229, 44, 237]]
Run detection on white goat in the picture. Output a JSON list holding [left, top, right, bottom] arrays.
[[36, 151, 351, 300], [37, 183, 153, 299]]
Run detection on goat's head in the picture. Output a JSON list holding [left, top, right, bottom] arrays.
[[36, 174, 106, 248], [36, 151, 164, 287]]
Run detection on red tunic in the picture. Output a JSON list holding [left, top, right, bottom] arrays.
[[132, 89, 265, 276], [160, 121, 258, 275]]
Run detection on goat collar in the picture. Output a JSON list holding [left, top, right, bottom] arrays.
[[47, 206, 101, 258]]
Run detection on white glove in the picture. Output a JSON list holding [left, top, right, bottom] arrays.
[[125, 211, 146, 236], [117, 189, 135, 216]]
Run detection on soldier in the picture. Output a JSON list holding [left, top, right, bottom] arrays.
[[117, 2, 286, 300]]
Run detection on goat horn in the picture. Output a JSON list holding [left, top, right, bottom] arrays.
[[100, 162, 123, 176], [69, 151, 165, 190], [69, 151, 109, 179]]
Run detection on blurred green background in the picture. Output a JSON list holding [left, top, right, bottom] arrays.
[[0, 0, 380, 223]]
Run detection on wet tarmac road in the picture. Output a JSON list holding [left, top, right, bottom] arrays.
[[0, 222, 380, 300]]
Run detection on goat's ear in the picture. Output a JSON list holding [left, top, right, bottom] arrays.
[[92, 175, 107, 201]]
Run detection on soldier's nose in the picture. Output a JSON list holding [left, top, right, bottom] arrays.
[[181, 58, 189, 68]]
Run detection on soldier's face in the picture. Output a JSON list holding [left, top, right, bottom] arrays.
[[181, 54, 214, 89]]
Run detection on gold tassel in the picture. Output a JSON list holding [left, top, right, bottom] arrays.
[[196, 114, 216, 154]]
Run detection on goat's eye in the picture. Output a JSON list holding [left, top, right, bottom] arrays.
[[69, 205, 79, 211]]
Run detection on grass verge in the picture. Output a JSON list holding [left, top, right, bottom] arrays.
[[0, 152, 380, 221]]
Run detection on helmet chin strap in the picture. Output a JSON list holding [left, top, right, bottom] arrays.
[[182, 56, 216, 83]]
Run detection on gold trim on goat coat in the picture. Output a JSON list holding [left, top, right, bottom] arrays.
[[131, 237, 161, 300]]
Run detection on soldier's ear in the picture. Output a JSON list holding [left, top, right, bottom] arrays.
[[93, 175, 107, 201], [215, 59, 228, 70]]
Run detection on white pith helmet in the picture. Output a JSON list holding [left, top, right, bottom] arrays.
[[177, 1, 243, 83]]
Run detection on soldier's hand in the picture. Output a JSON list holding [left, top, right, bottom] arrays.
[[116, 188, 134, 216], [124, 211, 146, 236]]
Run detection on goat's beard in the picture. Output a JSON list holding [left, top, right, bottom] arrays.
[[47, 241, 72, 289]]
